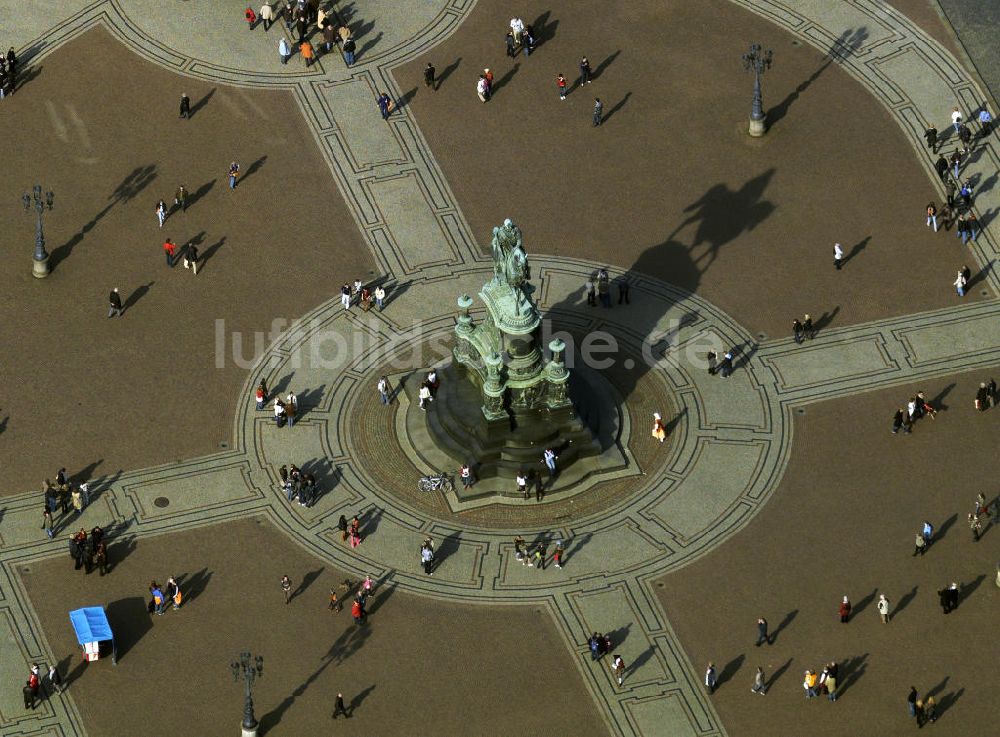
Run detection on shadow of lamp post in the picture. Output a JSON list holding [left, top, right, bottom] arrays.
[[231, 651, 264, 737], [743, 43, 772, 137], [23, 184, 54, 278]]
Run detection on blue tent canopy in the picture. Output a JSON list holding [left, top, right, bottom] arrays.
[[69, 607, 116, 663]]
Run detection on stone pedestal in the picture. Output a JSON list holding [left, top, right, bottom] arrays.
[[748, 114, 767, 137], [32, 254, 50, 279]]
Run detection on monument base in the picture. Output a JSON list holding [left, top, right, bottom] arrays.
[[748, 114, 767, 137]]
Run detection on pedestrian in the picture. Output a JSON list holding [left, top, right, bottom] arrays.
[[950, 149, 962, 179], [106, 286, 124, 319], [580, 56, 592, 85], [593, 97, 603, 126], [349, 515, 362, 548], [154, 199, 167, 228], [616, 276, 629, 304], [182, 243, 199, 275], [839, 595, 851, 622], [377, 376, 390, 405], [803, 314, 814, 339], [279, 37, 291, 64], [907, 686, 918, 718], [260, 2, 274, 31], [935, 154, 949, 181], [826, 669, 838, 702], [557, 73, 567, 100], [956, 214, 968, 245], [174, 184, 188, 213], [42, 507, 54, 538], [960, 180, 973, 209], [343, 36, 356, 65], [877, 593, 890, 623], [27, 666, 40, 706], [332, 692, 350, 718], [374, 284, 386, 310], [719, 350, 734, 378], [424, 62, 436, 90], [705, 663, 717, 694], [925, 202, 937, 232], [951, 106, 962, 133], [460, 464, 473, 488], [923, 124, 938, 153], [71, 486, 83, 515], [978, 107, 993, 136], [516, 472, 528, 499], [975, 381, 990, 411], [151, 582, 164, 615], [179, 93, 190, 118], [285, 391, 298, 427], [959, 123, 972, 154], [755, 617, 769, 646], [966, 211, 979, 242], [922, 520, 934, 545], [598, 269, 611, 307], [554, 539, 564, 568], [522, 26, 535, 56], [340, 283, 351, 309], [510, 16, 524, 45], [245, 6, 257, 29], [833, 242, 843, 270], [913, 530, 927, 555], [586, 276, 597, 306], [421, 542, 434, 574], [954, 269, 967, 297], [301, 40, 315, 67], [751, 666, 766, 695], [281, 574, 292, 604], [418, 382, 432, 410], [534, 542, 546, 570], [163, 238, 176, 267], [968, 512, 982, 541], [168, 576, 182, 609], [483, 68, 493, 97], [351, 597, 365, 624], [611, 655, 625, 686], [925, 696, 938, 723], [543, 448, 558, 477], [651, 412, 666, 443], [46, 664, 63, 696], [946, 178, 958, 210], [377, 92, 392, 119], [792, 318, 804, 344], [476, 75, 488, 103], [228, 161, 240, 190], [975, 492, 988, 517], [803, 670, 818, 698]]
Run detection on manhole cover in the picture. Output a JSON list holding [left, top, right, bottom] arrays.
[[794, 407, 806, 415], [657, 581, 665, 588], [22, 567, 30, 573], [981, 290, 988, 296], [154, 497, 170, 508], [220, 441, 229, 448]]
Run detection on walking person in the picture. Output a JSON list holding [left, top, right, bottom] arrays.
[[108, 287, 124, 317], [476, 75, 488, 103], [279, 37, 292, 64], [792, 318, 804, 344], [332, 692, 350, 718], [979, 107, 993, 136], [923, 124, 938, 153], [418, 382, 432, 410], [374, 284, 386, 310], [516, 472, 528, 499], [533, 542, 546, 570], [839, 594, 851, 622], [341, 283, 351, 309], [174, 185, 188, 213], [46, 664, 63, 696], [260, 2, 275, 30], [751, 666, 766, 695], [163, 238, 176, 267], [651, 412, 667, 443], [183, 243, 199, 274], [954, 269, 967, 297], [803, 314, 814, 339], [377, 376, 391, 405], [833, 242, 844, 270], [926, 202, 938, 232], [343, 36, 356, 65], [803, 670, 818, 698], [950, 149, 962, 179], [553, 539, 564, 568], [228, 161, 240, 190], [155, 199, 167, 228], [968, 512, 983, 541], [966, 211, 979, 242], [300, 40, 315, 67], [755, 617, 770, 646], [705, 663, 717, 694], [424, 62, 436, 90], [593, 97, 603, 126], [907, 686, 918, 718], [281, 574, 292, 604], [914, 531, 926, 556], [377, 92, 393, 119], [42, 507, 54, 538], [952, 106, 963, 133], [245, 6, 257, 29], [421, 542, 434, 574], [179, 93, 191, 118], [611, 654, 625, 686], [580, 56, 592, 85], [460, 464, 473, 489], [826, 667, 838, 702], [543, 448, 558, 478], [557, 73, 567, 100], [877, 593, 890, 623], [959, 123, 973, 154]]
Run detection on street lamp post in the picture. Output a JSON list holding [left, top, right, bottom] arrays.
[[231, 651, 264, 737], [743, 43, 773, 137], [22, 185, 55, 278]]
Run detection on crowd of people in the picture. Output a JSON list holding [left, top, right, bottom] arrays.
[[278, 463, 320, 507], [890, 390, 938, 434], [0, 47, 17, 99]]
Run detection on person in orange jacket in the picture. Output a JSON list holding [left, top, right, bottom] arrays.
[[300, 40, 315, 67]]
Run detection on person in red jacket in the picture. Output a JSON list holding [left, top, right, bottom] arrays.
[[163, 238, 176, 267], [245, 7, 257, 30], [556, 73, 566, 100], [839, 595, 851, 623]]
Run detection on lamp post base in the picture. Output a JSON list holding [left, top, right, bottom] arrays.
[[748, 115, 767, 137], [32, 255, 50, 279], [241, 724, 259, 737]]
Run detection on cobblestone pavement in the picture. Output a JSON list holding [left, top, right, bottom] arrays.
[[1, 1, 998, 736]]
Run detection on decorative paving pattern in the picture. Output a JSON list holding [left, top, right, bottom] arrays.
[[2, 1, 1000, 736]]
